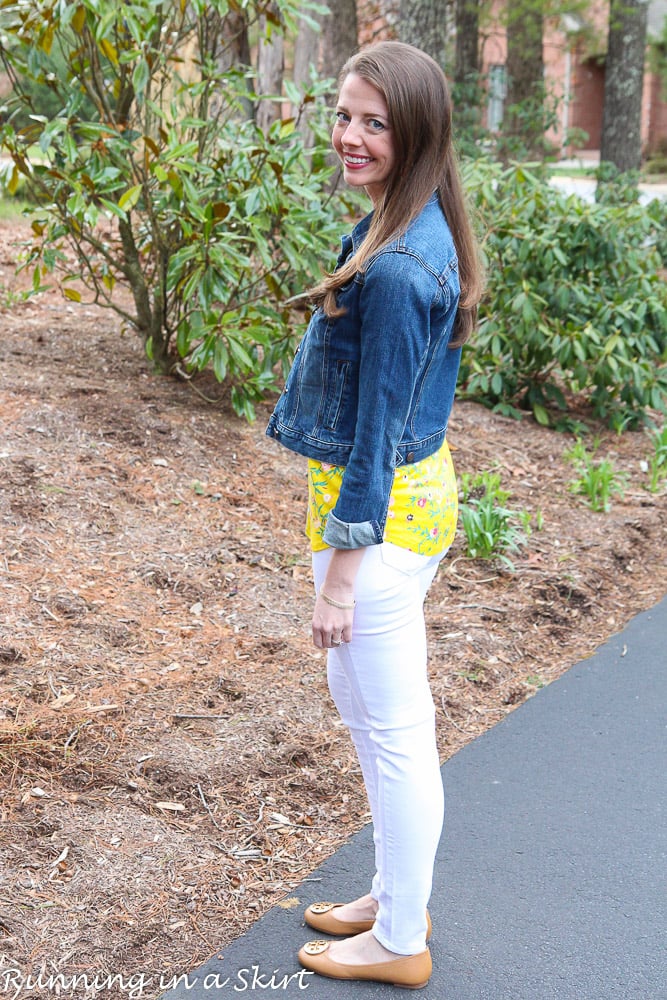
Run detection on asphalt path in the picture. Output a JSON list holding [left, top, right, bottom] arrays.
[[160, 596, 667, 1000]]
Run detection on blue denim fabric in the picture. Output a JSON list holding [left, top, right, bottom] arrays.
[[266, 193, 462, 548]]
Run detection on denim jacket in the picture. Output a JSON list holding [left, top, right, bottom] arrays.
[[266, 192, 462, 548]]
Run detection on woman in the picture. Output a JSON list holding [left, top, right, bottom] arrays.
[[266, 40, 483, 989]]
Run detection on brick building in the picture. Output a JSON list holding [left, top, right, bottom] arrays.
[[480, 0, 667, 157]]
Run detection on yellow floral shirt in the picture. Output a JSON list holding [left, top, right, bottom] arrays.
[[306, 440, 458, 555]]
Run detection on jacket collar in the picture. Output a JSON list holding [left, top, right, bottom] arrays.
[[345, 190, 440, 256], [350, 207, 373, 253]]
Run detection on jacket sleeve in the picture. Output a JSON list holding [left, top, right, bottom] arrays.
[[322, 251, 445, 549]]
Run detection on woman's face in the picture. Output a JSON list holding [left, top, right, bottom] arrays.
[[332, 73, 395, 206]]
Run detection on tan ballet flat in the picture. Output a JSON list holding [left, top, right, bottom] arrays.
[[304, 900, 432, 940], [298, 939, 432, 988]]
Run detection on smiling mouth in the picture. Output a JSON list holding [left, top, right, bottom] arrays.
[[344, 155, 373, 166]]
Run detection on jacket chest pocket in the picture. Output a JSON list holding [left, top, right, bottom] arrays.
[[323, 360, 351, 430]]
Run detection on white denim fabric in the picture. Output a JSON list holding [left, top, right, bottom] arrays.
[[312, 542, 447, 955]]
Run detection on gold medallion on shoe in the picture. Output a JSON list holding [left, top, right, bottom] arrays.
[[302, 939, 329, 955], [304, 900, 432, 939], [297, 939, 432, 989]]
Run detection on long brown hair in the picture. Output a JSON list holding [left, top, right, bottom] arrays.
[[311, 41, 484, 346]]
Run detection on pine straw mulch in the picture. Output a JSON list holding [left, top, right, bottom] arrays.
[[0, 219, 666, 997]]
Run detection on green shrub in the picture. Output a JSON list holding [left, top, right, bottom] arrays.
[[646, 197, 667, 266], [0, 0, 352, 420], [1, 43, 99, 132], [450, 75, 490, 161], [459, 162, 667, 431]]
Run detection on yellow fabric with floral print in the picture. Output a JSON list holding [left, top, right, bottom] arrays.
[[307, 439, 457, 554]]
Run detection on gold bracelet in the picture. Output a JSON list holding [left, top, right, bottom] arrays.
[[319, 588, 356, 610]]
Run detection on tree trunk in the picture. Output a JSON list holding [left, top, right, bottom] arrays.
[[455, 0, 479, 85], [292, 16, 321, 144], [292, 0, 357, 154], [256, 6, 285, 132], [504, 0, 545, 158], [600, 0, 648, 173], [293, 0, 358, 100], [214, 9, 251, 72], [321, 0, 359, 84], [208, 9, 253, 119], [398, 0, 449, 69], [293, 15, 321, 95]]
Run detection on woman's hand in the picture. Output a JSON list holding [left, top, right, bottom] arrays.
[[312, 590, 355, 649], [312, 547, 365, 649]]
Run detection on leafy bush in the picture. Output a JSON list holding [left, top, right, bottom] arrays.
[[459, 162, 667, 430], [450, 75, 490, 161], [0, 43, 99, 132], [0, 0, 353, 420], [646, 197, 667, 266], [451, 74, 588, 165]]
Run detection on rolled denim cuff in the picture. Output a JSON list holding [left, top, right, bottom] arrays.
[[323, 510, 383, 549]]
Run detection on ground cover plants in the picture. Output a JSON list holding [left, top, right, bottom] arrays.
[[644, 424, 667, 492], [565, 438, 628, 512], [458, 470, 532, 568]]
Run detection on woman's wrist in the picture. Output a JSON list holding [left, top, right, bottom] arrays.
[[319, 587, 356, 610], [318, 547, 364, 615]]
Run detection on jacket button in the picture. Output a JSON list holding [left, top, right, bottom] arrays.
[[406, 451, 415, 462]]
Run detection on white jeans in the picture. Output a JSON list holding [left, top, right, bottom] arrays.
[[312, 543, 446, 955]]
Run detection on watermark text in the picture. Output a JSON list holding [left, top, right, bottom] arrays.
[[0, 962, 313, 997]]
